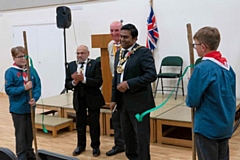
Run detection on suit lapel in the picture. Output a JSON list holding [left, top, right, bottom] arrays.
[[124, 43, 139, 75], [85, 59, 92, 77], [113, 50, 120, 75], [74, 61, 78, 72]]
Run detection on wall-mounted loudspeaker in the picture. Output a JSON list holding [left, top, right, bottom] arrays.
[[56, 6, 72, 29]]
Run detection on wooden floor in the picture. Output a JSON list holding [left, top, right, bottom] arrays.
[[1, 94, 240, 160]]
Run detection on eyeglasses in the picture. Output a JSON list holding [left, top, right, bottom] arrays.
[[15, 55, 26, 59], [192, 43, 202, 49]]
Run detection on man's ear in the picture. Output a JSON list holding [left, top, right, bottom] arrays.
[[201, 44, 208, 52], [134, 37, 138, 42]]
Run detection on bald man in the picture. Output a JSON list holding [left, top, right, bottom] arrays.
[[106, 21, 125, 156], [65, 45, 105, 157], [108, 21, 122, 76]]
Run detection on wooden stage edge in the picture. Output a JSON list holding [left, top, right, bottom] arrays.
[[155, 100, 240, 148], [35, 114, 73, 138]]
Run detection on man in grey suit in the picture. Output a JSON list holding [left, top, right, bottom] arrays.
[[65, 45, 105, 157], [110, 24, 157, 160]]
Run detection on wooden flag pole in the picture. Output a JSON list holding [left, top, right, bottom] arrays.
[[186, 23, 196, 160], [149, 0, 156, 92], [23, 31, 38, 160]]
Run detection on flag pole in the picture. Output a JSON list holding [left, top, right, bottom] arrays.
[[149, 0, 156, 92], [186, 23, 196, 160], [23, 31, 39, 160]]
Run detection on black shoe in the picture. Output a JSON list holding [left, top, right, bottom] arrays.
[[93, 148, 100, 157], [106, 148, 125, 156], [72, 147, 85, 156]]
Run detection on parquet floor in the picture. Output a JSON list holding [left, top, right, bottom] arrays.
[[1, 94, 240, 160]]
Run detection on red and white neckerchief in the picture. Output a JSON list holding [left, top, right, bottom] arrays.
[[202, 51, 230, 70], [12, 63, 28, 84]]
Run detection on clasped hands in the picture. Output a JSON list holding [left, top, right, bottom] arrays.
[[71, 71, 84, 84]]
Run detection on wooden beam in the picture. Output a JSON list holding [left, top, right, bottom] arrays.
[[23, 31, 39, 160], [150, 0, 153, 6], [186, 23, 196, 160]]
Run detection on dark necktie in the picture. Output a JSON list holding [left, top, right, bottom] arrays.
[[80, 62, 85, 69], [116, 46, 120, 51], [122, 50, 128, 58]]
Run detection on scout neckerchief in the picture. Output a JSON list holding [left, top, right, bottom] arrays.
[[202, 51, 230, 70], [12, 63, 28, 84], [116, 45, 142, 74]]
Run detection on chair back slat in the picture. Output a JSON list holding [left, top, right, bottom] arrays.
[[161, 56, 183, 66], [195, 57, 202, 66]]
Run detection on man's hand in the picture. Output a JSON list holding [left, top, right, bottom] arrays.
[[109, 102, 117, 111], [71, 72, 84, 84], [28, 98, 36, 107], [117, 81, 128, 93], [24, 81, 32, 90]]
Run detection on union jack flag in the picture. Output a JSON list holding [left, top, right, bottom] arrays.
[[146, 6, 159, 51]]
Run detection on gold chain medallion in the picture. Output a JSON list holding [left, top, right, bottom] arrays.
[[117, 46, 142, 73]]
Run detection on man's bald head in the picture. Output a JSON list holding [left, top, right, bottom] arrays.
[[76, 45, 89, 62], [110, 21, 122, 43]]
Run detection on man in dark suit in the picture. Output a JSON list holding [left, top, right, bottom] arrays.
[[65, 45, 105, 157], [106, 21, 125, 156], [110, 24, 157, 160]]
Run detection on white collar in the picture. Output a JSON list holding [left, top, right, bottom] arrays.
[[202, 57, 230, 70], [12, 65, 27, 71], [121, 43, 136, 52]]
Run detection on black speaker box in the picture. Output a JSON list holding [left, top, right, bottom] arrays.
[[37, 149, 79, 160], [56, 6, 71, 29], [0, 147, 17, 160]]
